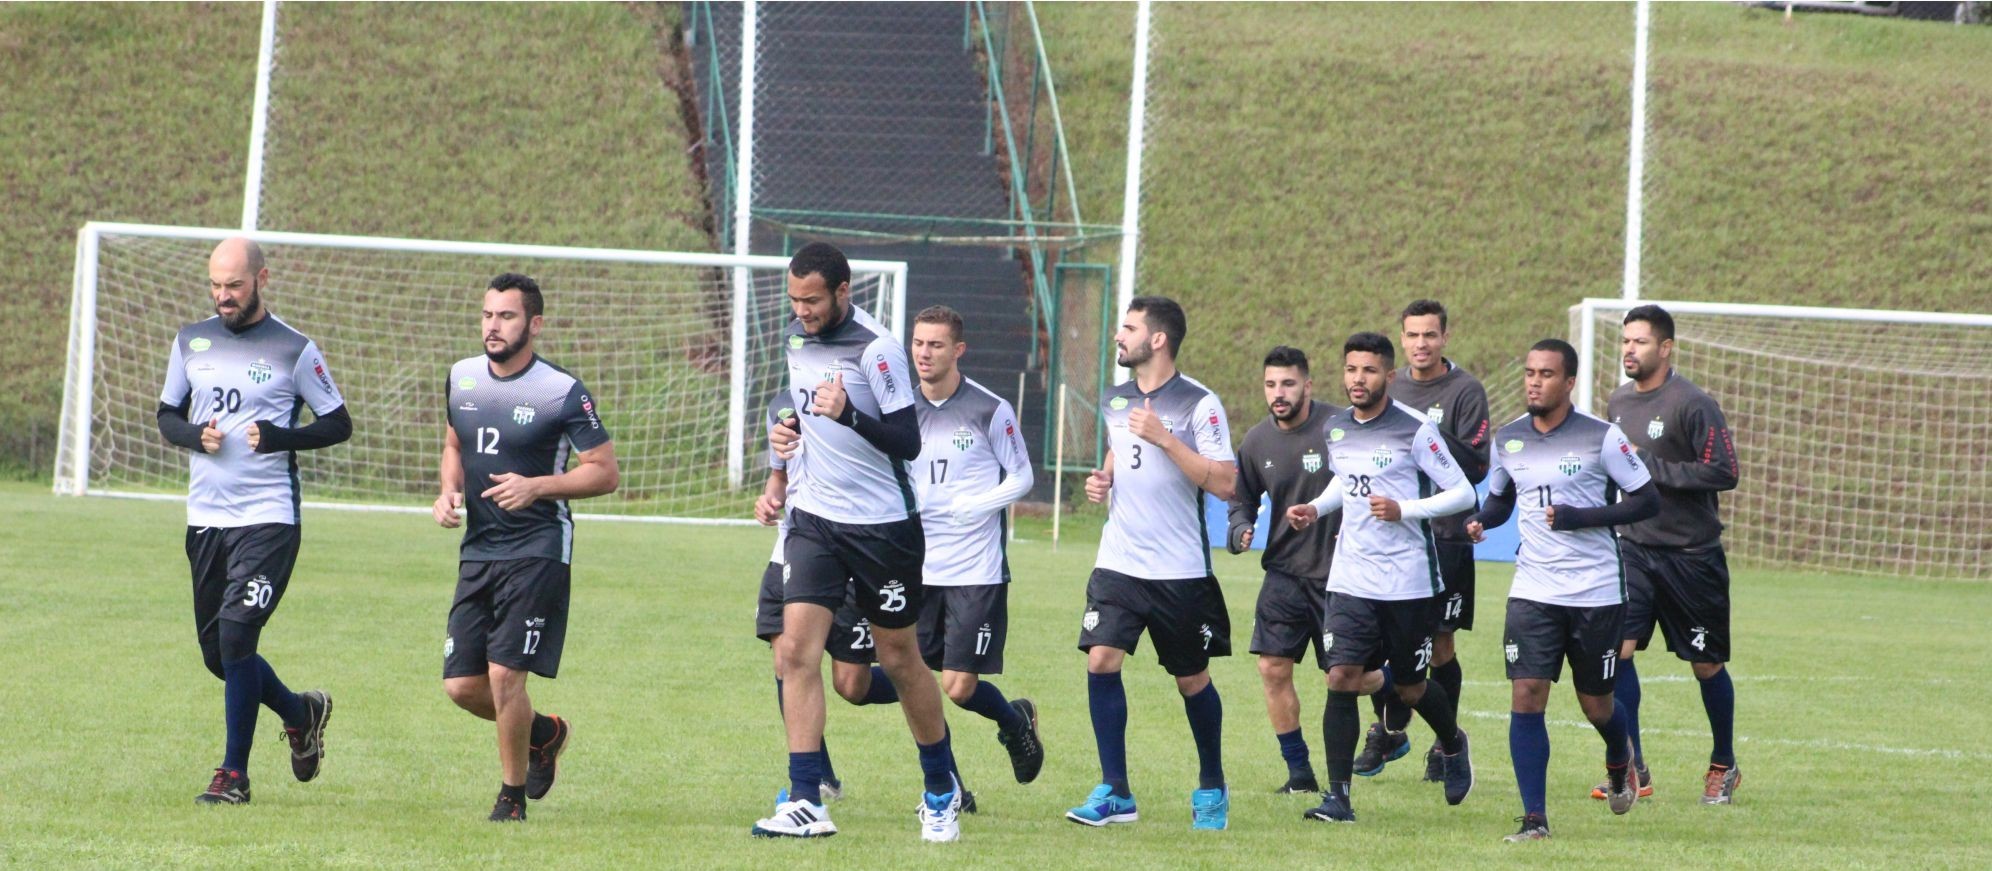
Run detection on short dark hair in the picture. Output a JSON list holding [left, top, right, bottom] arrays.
[[1343, 331, 1395, 368], [913, 305, 964, 342], [788, 241, 851, 292], [488, 272, 543, 318], [1622, 304, 1675, 342], [1263, 345, 1309, 376], [1400, 299, 1448, 331], [1128, 295, 1187, 357], [1530, 338, 1580, 379]]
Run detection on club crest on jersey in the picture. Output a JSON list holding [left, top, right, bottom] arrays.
[[1370, 446, 1394, 469], [1109, 396, 1129, 411], [1647, 419, 1665, 440], [1427, 405, 1444, 424], [1558, 452, 1583, 476], [1505, 642, 1519, 663], [1083, 610, 1100, 631], [952, 426, 975, 451], [512, 405, 536, 425], [1160, 417, 1175, 433], [189, 337, 212, 352], [247, 359, 273, 384], [1302, 450, 1323, 473]]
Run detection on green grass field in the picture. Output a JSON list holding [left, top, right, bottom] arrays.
[[3, 481, 1985, 868]]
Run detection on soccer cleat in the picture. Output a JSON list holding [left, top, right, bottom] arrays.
[[998, 698, 1045, 784], [1353, 723, 1409, 777], [819, 776, 844, 802], [1423, 742, 1444, 782], [1066, 784, 1139, 826], [526, 715, 569, 801], [488, 791, 526, 822], [1440, 730, 1474, 806], [285, 689, 332, 783], [959, 788, 977, 815], [1190, 786, 1229, 830], [1302, 791, 1356, 823], [1701, 763, 1741, 805], [194, 768, 250, 805], [918, 775, 963, 842], [1504, 813, 1551, 842], [1591, 762, 1652, 800], [753, 794, 837, 838], [1277, 772, 1321, 794], [1605, 739, 1639, 815]]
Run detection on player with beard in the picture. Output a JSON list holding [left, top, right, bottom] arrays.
[[435, 273, 619, 821]]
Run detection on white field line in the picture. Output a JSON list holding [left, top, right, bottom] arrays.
[[1458, 710, 1991, 761]]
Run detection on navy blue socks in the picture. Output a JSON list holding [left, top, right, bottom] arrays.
[[959, 679, 1026, 734], [1088, 671, 1130, 796], [1277, 728, 1312, 777], [1616, 658, 1645, 766], [1699, 667, 1736, 766], [1182, 682, 1225, 790], [1510, 711, 1550, 817]]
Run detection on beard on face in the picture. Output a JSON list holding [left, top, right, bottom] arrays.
[[216, 285, 263, 330], [1117, 339, 1152, 369], [485, 331, 530, 364], [1269, 396, 1304, 422]]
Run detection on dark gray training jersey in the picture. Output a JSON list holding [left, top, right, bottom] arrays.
[[1487, 411, 1651, 607], [1098, 372, 1235, 581], [1392, 361, 1491, 541], [1607, 371, 1738, 550], [447, 355, 610, 564], [1230, 400, 1341, 580], [159, 314, 345, 528]]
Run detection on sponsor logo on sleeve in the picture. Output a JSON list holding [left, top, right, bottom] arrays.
[[874, 354, 897, 395], [580, 395, 600, 428], [312, 362, 333, 392]]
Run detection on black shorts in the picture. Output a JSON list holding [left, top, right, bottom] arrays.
[[1434, 540, 1476, 632], [784, 508, 924, 630], [1322, 593, 1438, 682], [1503, 598, 1626, 696], [919, 584, 1008, 674], [188, 523, 301, 647], [445, 558, 571, 680], [754, 561, 785, 642], [1078, 568, 1231, 677], [826, 596, 878, 666], [1621, 540, 1731, 663], [1249, 569, 1329, 663]]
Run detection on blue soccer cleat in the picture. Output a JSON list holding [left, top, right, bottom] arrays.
[[1066, 783, 1139, 826], [1190, 786, 1229, 830]]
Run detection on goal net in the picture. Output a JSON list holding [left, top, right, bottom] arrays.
[[1572, 299, 1992, 580], [56, 223, 907, 522]]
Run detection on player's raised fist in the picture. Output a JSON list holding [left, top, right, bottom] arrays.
[[1368, 495, 1402, 522], [482, 472, 541, 512], [1286, 503, 1319, 530], [199, 418, 224, 454], [1127, 397, 1168, 445], [1084, 467, 1113, 503], [812, 372, 849, 422], [433, 491, 464, 528]]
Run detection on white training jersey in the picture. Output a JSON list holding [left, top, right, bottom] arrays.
[[1320, 401, 1469, 601], [914, 377, 1033, 586], [781, 306, 919, 525], [159, 314, 345, 528], [1096, 372, 1235, 580], [1488, 411, 1653, 608]]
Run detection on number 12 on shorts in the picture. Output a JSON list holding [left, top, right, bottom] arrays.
[[522, 630, 541, 655]]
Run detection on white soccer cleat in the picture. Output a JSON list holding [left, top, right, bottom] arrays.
[[752, 795, 837, 838], [918, 774, 963, 843]]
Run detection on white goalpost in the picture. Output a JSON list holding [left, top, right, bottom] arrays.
[[1571, 298, 1992, 580], [55, 222, 907, 524]]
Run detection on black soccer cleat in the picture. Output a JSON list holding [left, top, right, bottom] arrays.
[[1353, 723, 1408, 777], [1278, 772, 1322, 795], [489, 791, 527, 822], [1504, 813, 1551, 842], [195, 768, 250, 805], [1441, 729, 1475, 806], [1302, 791, 1356, 823], [960, 788, 978, 815], [285, 689, 332, 783], [999, 698, 1045, 784], [526, 715, 570, 801]]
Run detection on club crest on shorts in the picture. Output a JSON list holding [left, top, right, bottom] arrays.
[[1647, 418, 1665, 440], [444, 636, 455, 657], [1083, 610, 1100, 631], [1505, 642, 1519, 663], [512, 405, 536, 425], [952, 426, 974, 451], [1302, 450, 1322, 473], [1321, 632, 1334, 651]]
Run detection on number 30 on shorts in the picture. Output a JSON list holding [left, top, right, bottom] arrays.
[[241, 576, 274, 609]]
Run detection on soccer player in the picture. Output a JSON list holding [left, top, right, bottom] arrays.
[[1359, 300, 1491, 780], [907, 305, 1045, 786], [1465, 339, 1660, 842], [157, 237, 348, 805], [1068, 295, 1235, 831], [756, 242, 962, 842], [1605, 305, 1743, 805], [1285, 332, 1477, 824], [1226, 345, 1340, 795], [433, 273, 619, 822]]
